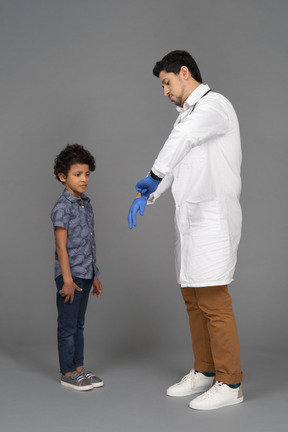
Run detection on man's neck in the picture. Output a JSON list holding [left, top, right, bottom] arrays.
[[182, 81, 201, 105]]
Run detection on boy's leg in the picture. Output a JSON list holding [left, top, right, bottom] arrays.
[[73, 278, 104, 389], [56, 275, 83, 374], [73, 277, 93, 369]]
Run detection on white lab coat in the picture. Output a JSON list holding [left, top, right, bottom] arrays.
[[148, 84, 242, 287]]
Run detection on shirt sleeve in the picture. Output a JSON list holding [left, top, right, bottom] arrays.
[[50, 204, 70, 231], [151, 97, 229, 178], [147, 171, 174, 205], [94, 265, 100, 278]]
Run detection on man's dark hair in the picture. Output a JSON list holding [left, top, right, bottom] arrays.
[[153, 50, 202, 83], [54, 144, 96, 182]]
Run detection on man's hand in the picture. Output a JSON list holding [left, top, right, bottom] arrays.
[[128, 195, 147, 229], [92, 276, 103, 297], [59, 281, 82, 304], [135, 173, 161, 197]]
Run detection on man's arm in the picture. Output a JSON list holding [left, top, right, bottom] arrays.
[[134, 99, 228, 199], [55, 227, 82, 303], [128, 171, 174, 229], [146, 171, 174, 204], [151, 99, 229, 178]]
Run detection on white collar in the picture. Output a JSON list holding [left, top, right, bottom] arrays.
[[176, 83, 211, 113]]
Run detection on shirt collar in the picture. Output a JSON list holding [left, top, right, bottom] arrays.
[[176, 83, 211, 113], [62, 188, 90, 204]]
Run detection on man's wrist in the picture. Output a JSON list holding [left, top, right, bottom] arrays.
[[150, 170, 162, 182]]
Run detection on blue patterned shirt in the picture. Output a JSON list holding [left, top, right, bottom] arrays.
[[51, 189, 100, 279]]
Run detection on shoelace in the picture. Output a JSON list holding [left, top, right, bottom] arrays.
[[82, 369, 95, 379], [76, 373, 88, 383], [178, 369, 195, 385], [201, 382, 223, 399]]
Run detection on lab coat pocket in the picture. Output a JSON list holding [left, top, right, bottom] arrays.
[[186, 199, 221, 236]]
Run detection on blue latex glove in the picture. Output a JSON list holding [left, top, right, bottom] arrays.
[[128, 196, 147, 229], [135, 173, 161, 197]]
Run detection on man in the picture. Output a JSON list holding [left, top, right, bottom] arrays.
[[128, 51, 243, 410]]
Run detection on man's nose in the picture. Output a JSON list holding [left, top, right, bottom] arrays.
[[163, 87, 169, 97]]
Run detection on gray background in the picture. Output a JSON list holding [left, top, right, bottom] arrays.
[[0, 0, 287, 431]]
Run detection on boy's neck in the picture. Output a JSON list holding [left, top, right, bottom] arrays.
[[65, 186, 82, 199]]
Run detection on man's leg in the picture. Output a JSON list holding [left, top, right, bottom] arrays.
[[188, 285, 243, 410], [181, 287, 215, 374], [166, 287, 215, 397], [194, 285, 242, 385]]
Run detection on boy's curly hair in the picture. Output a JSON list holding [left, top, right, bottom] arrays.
[[54, 144, 96, 182]]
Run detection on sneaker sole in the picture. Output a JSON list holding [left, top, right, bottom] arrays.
[[166, 385, 212, 397], [189, 396, 244, 410], [91, 381, 104, 388], [61, 381, 94, 391]]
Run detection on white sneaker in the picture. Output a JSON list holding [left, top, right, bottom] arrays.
[[189, 381, 244, 410], [166, 370, 214, 397]]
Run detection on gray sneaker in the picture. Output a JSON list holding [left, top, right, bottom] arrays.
[[60, 371, 93, 391], [82, 369, 104, 388]]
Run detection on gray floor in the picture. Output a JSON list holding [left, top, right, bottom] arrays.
[[0, 345, 287, 432]]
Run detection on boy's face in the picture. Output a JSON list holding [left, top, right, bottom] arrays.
[[58, 163, 90, 198]]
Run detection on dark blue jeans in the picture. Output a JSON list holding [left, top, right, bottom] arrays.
[[55, 275, 93, 374]]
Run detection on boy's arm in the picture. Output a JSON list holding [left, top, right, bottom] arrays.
[[92, 275, 103, 297], [55, 227, 82, 304]]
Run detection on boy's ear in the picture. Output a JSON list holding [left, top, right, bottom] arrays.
[[58, 173, 66, 183]]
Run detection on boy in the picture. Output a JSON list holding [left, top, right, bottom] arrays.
[[51, 144, 103, 391]]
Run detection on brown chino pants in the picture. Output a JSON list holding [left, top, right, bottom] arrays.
[[181, 285, 243, 385]]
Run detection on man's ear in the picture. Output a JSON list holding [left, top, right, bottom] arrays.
[[58, 173, 66, 183], [180, 66, 190, 80]]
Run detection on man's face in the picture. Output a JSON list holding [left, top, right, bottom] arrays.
[[159, 70, 186, 107]]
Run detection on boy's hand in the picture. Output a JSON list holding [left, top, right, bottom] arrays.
[[92, 276, 103, 297], [59, 281, 82, 304]]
